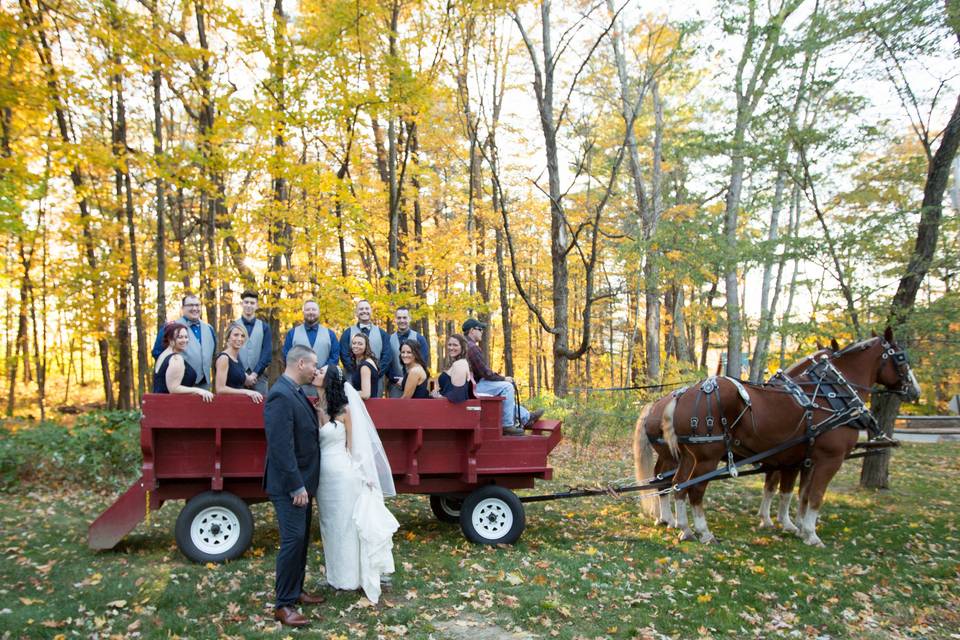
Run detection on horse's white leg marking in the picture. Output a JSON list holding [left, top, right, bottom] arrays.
[[801, 507, 824, 547], [675, 496, 695, 541], [691, 504, 716, 544], [778, 492, 798, 533], [795, 495, 808, 538], [658, 494, 676, 527], [758, 488, 775, 528]]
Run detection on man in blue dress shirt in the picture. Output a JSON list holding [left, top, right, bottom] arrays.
[[386, 306, 430, 397], [338, 299, 392, 389], [151, 294, 216, 390], [282, 300, 339, 396], [236, 290, 272, 394]]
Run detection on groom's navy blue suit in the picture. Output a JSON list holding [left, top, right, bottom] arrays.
[[263, 374, 320, 608]]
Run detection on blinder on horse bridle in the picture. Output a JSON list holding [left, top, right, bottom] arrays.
[[877, 338, 916, 397]]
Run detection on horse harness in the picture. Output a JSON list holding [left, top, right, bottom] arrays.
[[658, 353, 891, 494]]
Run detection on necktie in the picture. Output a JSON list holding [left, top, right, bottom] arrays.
[[361, 327, 370, 336]]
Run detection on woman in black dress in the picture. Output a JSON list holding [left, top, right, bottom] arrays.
[[214, 322, 264, 403], [349, 332, 380, 399], [153, 322, 214, 401], [398, 339, 430, 398], [432, 334, 474, 403]]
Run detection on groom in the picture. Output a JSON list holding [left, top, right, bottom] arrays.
[[263, 344, 325, 627]]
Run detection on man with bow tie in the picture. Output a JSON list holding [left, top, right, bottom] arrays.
[[338, 299, 392, 387], [282, 300, 339, 397], [151, 294, 216, 390]]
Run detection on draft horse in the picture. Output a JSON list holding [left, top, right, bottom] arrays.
[[634, 328, 920, 546]]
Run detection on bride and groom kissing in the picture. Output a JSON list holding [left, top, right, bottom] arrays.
[[263, 344, 399, 628]]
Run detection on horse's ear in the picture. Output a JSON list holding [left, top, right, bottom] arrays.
[[871, 329, 878, 337], [831, 338, 840, 352], [816, 339, 824, 350], [884, 326, 894, 342]]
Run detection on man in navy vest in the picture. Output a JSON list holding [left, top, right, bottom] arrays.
[[338, 299, 392, 388], [151, 294, 216, 390], [386, 306, 430, 397], [283, 300, 339, 396], [236, 290, 272, 394]]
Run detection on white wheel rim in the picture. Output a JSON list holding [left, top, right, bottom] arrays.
[[471, 497, 514, 540], [190, 506, 241, 555], [440, 498, 461, 517]]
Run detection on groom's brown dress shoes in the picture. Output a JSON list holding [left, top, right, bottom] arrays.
[[274, 606, 309, 627], [297, 591, 327, 605]]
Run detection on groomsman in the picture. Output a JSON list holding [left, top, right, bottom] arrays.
[[339, 300, 391, 384], [386, 306, 429, 397], [151, 294, 216, 390], [236, 290, 272, 394], [283, 300, 339, 397]]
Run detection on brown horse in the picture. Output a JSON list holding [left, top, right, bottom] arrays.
[[757, 340, 840, 533], [633, 345, 836, 530], [635, 328, 919, 546]]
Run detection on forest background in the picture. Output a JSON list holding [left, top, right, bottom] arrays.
[[1, 0, 958, 438]]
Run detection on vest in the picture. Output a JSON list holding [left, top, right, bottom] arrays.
[[293, 323, 331, 365], [349, 324, 383, 360], [390, 330, 421, 375], [176, 317, 215, 385], [237, 317, 264, 373]]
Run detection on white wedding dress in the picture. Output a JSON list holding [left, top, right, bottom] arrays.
[[316, 411, 399, 603]]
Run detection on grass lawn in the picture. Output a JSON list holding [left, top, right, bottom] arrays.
[[0, 439, 957, 639]]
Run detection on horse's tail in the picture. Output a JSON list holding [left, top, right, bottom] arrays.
[[634, 403, 659, 518], [633, 402, 653, 483], [661, 395, 680, 460]]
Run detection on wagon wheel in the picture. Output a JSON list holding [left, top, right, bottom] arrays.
[[459, 486, 525, 545], [175, 491, 253, 564], [429, 495, 464, 524]]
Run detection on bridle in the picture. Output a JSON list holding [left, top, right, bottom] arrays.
[[876, 338, 916, 397]]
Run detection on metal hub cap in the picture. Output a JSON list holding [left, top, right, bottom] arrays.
[[191, 506, 240, 554], [471, 498, 513, 540]]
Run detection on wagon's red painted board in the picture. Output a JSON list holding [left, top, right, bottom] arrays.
[[89, 393, 561, 550]]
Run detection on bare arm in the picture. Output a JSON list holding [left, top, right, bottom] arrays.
[[450, 360, 471, 386], [359, 363, 372, 399], [167, 355, 213, 401], [215, 354, 263, 403]]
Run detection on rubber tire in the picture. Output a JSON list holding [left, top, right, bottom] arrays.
[[174, 491, 253, 564], [429, 495, 464, 523], [459, 486, 525, 545]]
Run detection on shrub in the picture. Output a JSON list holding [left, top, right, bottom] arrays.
[[0, 410, 141, 491]]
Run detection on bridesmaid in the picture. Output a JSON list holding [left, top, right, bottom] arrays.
[[398, 340, 430, 398], [432, 334, 474, 403], [153, 322, 214, 401], [350, 332, 380, 399], [214, 322, 264, 403]]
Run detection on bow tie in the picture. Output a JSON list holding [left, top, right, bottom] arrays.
[[360, 326, 370, 335], [188, 320, 201, 327]]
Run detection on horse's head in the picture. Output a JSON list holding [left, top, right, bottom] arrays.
[[831, 328, 921, 402], [876, 327, 921, 402]]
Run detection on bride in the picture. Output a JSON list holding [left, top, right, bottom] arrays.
[[312, 365, 398, 604]]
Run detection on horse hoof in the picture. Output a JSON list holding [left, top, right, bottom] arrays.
[[781, 523, 799, 534], [803, 536, 825, 548], [758, 520, 773, 529], [678, 530, 696, 542], [700, 534, 718, 545], [655, 519, 671, 528]]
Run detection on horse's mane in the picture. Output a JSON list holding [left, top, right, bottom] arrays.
[[833, 336, 881, 358]]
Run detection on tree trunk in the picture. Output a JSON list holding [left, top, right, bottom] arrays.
[[151, 0, 167, 331], [21, 0, 113, 407], [861, 90, 960, 488]]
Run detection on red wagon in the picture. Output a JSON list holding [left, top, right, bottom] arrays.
[[88, 394, 561, 563]]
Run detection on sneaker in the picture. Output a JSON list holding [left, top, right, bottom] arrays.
[[523, 408, 545, 428], [502, 425, 525, 436]]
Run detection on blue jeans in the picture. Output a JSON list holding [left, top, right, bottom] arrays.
[[475, 379, 530, 427]]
